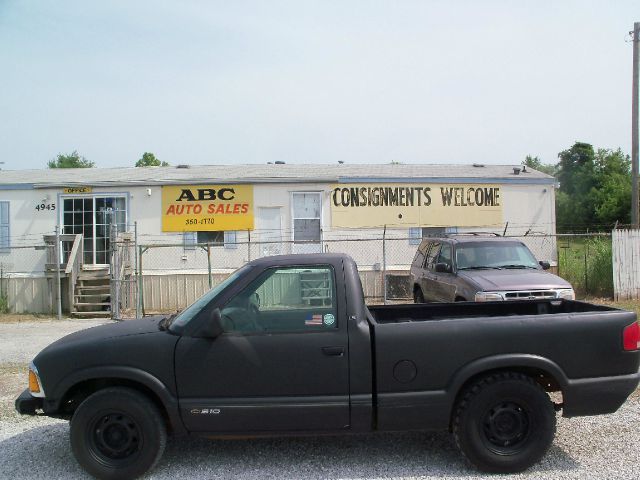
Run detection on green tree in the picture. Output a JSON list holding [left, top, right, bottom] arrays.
[[48, 150, 95, 168], [554, 142, 631, 231], [591, 148, 631, 225], [135, 152, 169, 167], [523, 155, 555, 176]]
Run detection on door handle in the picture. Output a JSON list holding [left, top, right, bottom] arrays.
[[322, 346, 345, 356]]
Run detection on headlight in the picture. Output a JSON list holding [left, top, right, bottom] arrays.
[[557, 288, 575, 301], [28, 362, 45, 398], [475, 292, 504, 302]]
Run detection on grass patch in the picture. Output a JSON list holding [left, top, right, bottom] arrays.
[[589, 298, 640, 316], [558, 235, 613, 298]]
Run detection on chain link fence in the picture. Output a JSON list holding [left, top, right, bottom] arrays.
[[0, 230, 616, 317], [132, 232, 574, 315], [0, 244, 52, 314]]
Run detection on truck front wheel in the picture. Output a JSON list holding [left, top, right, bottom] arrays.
[[452, 372, 556, 473], [70, 387, 167, 480]]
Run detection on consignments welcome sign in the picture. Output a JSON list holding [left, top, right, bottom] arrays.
[[330, 184, 503, 227]]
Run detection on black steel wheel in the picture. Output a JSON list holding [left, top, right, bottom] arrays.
[[71, 387, 166, 480], [452, 372, 556, 473]]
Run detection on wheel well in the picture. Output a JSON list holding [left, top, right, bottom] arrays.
[[60, 378, 173, 433], [451, 367, 563, 427], [454, 296, 466, 302]]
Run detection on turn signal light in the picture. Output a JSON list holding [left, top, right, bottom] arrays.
[[623, 322, 640, 351], [28, 369, 41, 394]]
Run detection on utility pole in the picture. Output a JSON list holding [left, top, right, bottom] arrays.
[[632, 22, 639, 228]]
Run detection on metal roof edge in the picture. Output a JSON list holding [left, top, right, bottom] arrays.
[[337, 176, 557, 185], [32, 177, 341, 188], [0, 183, 34, 190]]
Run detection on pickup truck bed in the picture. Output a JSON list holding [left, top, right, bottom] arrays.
[[369, 300, 639, 429]]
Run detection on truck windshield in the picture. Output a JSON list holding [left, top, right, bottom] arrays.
[[169, 265, 252, 331], [456, 241, 539, 270]]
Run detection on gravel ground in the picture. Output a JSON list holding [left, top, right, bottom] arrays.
[[0, 319, 638, 480]]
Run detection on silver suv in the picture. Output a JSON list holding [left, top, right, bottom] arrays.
[[410, 234, 574, 303]]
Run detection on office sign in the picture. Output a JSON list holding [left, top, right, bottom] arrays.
[[162, 185, 254, 231], [330, 184, 503, 227]]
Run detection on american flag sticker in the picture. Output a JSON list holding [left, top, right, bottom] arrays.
[[305, 314, 323, 326]]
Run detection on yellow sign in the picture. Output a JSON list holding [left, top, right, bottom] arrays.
[[162, 185, 254, 232], [63, 187, 92, 194], [330, 184, 503, 228]]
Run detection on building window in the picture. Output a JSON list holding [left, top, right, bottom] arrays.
[[292, 192, 321, 243], [183, 232, 197, 251], [197, 231, 224, 245], [185, 231, 238, 250], [408, 227, 421, 245], [223, 231, 238, 249], [0, 201, 9, 251]]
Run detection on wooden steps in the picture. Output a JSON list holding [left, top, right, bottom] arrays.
[[71, 268, 111, 318]]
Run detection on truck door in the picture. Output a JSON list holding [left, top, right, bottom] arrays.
[[174, 263, 350, 433]]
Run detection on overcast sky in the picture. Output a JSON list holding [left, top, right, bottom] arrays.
[[0, 0, 638, 170]]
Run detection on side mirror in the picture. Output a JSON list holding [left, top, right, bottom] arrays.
[[195, 308, 224, 338], [539, 261, 551, 270], [435, 262, 452, 273]]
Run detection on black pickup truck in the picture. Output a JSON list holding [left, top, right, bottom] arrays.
[[16, 253, 640, 479]]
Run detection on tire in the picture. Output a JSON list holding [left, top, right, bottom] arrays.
[[414, 288, 425, 303], [70, 387, 167, 480], [452, 372, 556, 473]]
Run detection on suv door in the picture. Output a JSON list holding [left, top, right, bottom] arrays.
[[174, 263, 350, 433], [421, 241, 441, 301], [431, 242, 457, 301]]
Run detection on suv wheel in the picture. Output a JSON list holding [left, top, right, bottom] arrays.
[[70, 387, 167, 480], [414, 288, 425, 303], [452, 372, 556, 473]]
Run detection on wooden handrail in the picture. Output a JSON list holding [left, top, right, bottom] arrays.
[[65, 234, 83, 274]]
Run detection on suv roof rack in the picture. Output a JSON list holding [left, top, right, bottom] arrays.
[[443, 232, 502, 237]]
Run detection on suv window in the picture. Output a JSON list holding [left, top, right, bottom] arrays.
[[425, 242, 441, 269], [412, 242, 427, 268], [438, 243, 452, 269]]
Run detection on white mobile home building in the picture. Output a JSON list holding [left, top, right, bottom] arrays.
[[0, 163, 556, 314]]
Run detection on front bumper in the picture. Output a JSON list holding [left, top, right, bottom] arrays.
[[15, 388, 43, 415]]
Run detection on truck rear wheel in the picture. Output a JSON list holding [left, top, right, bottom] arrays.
[[452, 372, 556, 473], [70, 387, 167, 480], [414, 287, 425, 303]]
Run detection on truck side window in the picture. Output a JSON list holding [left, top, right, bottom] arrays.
[[220, 266, 338, 333]]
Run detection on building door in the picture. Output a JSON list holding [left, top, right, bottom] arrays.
[[256, 207, 282, 257], [62, 196, 127, 265]]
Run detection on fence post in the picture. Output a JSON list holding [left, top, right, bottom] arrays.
[[55, 225, 62, 320], [584, 241, 589, 296], [110, 223, 120, 320], [206, 242, 213, 289], [382, 225, 387, 305], [138, 245, 145, 317], [134, 222, 140, 318]]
